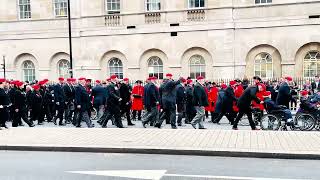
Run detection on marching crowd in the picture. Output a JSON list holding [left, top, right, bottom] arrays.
[[0, 73, 320, 130]]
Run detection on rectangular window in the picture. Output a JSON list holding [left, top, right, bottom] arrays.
[[146, 0, 161, 12], [18, 0, 31, 19], [106, 0, 120, 14], [188, 0, 205, 9], [255, 0, 272, 4], [54, 0, 68, 17]]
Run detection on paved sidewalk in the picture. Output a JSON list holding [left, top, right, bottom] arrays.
[[0, 128, 320, 159]]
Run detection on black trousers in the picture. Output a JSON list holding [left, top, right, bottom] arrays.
[[214, 110, 236, 124], [30, 106, 41, 123], [233, 108, 256, 130], [157, 107, 176, 128], [102, 106, 123, 128], [39, 105, 52, 123], [0, 108, 9, 127], [13, 109, 33, 127], [132, 110, 142, 120], [55, 104, 64, 124], [121, 104, 132, 125]]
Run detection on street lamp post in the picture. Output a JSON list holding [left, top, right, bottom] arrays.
[[1, 55, 6, 79], [67, 0, 73, 78]]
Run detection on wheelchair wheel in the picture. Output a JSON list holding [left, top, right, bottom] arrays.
[[295, 113, 316, 131], [260, 114, 281, 130]]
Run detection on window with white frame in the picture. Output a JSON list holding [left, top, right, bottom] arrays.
[[188, 0, 205, 9], [303, 51, 320, 78], [255, 0, 272, 4], [148, 56, 163, 79], [109, 58, 123, 79], [254, 53, 273, 78], [23, 60, 36, 82], [146, 0, 161, 12], [54, 0, 68, 17], [106, 0, 120, 14], [58, 59, 70, 78], [189, 55, 206, 79], [18, 0, 31, 19]]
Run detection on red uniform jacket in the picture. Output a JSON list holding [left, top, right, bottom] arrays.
[[233, 85, 244, 112], [207, 86, 218, 112], [131, 85, 144, 111]]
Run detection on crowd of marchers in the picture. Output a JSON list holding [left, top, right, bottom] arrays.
[[0, 73, 320, 130]]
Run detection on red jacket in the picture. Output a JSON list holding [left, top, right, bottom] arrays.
[[206, 86, 218, 112], [233, 85, 244, 112], [131, 85, 144, 111]]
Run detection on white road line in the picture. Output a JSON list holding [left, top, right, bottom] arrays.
[[164, 174, 309, 180]]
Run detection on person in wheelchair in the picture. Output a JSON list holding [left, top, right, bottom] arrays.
[[299, 90, 320, 116], [263, 91, 293, 126]]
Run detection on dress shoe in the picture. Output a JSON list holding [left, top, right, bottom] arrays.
[[191, 124, 197, 129], [53, 120, 57, 125], [178, 123, 182, 126], [171, 126, 177, 129], [154, 123, 161, 129], [232, 127, 238, 130], [29, 124, 35, 127], [253, 127, 261, 131], [128, 123, 135, 126], [199, 127, 207, 129], [38, 122, 44, 125], [59, 123, 66, 126]]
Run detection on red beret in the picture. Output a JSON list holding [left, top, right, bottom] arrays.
[[179, 77, 186, 83], [197, 76, 204, 80], [229, 81, 236, 86], [106, 78, 111, 82], [166, 73, 173, 77], [110, 75, 118, 79], [78, 77, 86, 81], [285, 76, 293, 81], [16, 81, 24, 87], [43, 79, 49, 82], [264, 91, 271, 96], [33, 85, 40, 90], [221, 84, 227, 89], [187, 79, 193, 84], [71, 78, 77, 82], [39, 80, 46, 86], [66, 78, 72, 82], [58, 77, 64, 81], [86, 79, 91, 82], [301, 90, 308, 96], [123, 78, 129, 81], [0, 78, 6, 83], [151, 76, 158, 80], [95, 80, 101, 84]]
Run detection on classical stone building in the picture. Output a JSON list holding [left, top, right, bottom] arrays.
[[0, 0, 320, 81]]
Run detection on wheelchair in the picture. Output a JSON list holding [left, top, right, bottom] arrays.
[[294, 106, 320, 131], [257, 105, 289, 131]]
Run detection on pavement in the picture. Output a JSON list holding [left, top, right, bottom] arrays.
[[1, 151, 319, 180], [1, 117, 320, 160]]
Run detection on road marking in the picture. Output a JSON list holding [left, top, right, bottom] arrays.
[[165, 174, 308, 180], [68, 170, 309, 180], [68, 170, 167, 180]]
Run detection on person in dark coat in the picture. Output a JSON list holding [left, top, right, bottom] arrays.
[[156, 74, 180, 129], [185, 79, 196, 124], [63, 78, 76, 124], [232, 81, 262, 130], [119, 78, 134, 126], [311, 75, 320, 94], [191, 76, 209, 129], [142, 77, 160, 128], [92, 80, 107, 122], [74, 77, 93, 128], [214, 81, 237, 124], [101, 75, 124, 128], [53, 77, 66, 125], [38, 80, 53, 124], [176, 77, 186, 126], [12, 81, 34, 127], [8, 82, 17, 123], [0, 79, 10, 129], [276, 76, 292, 108], [30, 85, 42, 125]]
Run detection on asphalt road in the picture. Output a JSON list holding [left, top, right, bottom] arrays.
[[0, 151, 319, 180]]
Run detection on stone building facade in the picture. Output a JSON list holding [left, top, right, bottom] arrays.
[[0, 0, 320, 81]]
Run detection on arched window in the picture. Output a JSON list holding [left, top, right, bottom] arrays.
[[109, 58, 123, 79], [22, 60, 35, 82], [58, 59, 70, 78], [189, 55, 205, 79], [304, 51, 320, 78], [254, 53, 273, 78], [148, 56, 163, 79]]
